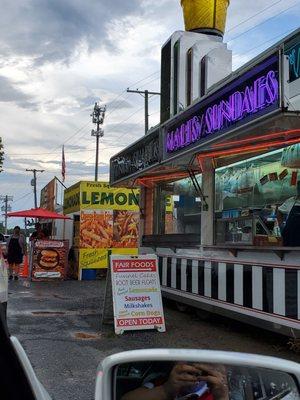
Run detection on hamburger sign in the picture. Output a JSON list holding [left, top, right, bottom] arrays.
[[32, 240, 67, 281]]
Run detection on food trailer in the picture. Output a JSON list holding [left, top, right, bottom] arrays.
[[63, 181, 139, 279], [7, 207, 70, 281], [110, 3, 300, 338]]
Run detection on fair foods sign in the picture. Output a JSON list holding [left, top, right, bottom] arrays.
[[165, 54, 280, 157], [110, 255, 166, 335]]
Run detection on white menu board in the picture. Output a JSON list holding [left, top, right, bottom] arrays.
[[110, 255, 166, 334]]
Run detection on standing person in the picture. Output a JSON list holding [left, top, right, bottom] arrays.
[[29, 222, 44, 242], [6, 226, 26, 281], [277, 181, 300, 246]]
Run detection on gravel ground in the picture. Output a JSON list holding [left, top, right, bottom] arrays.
[[6, 280, 300, 400]]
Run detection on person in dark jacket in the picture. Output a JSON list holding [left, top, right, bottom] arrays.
[[6, 226, 26, 281]]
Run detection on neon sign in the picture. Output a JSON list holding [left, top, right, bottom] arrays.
[[285, 39, 300, 83], [165, 54, 280, 156]]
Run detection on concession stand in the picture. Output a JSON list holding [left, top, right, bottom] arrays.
[[63, 181, 139, 280], [110, 0, 300, 337], [7, 208, 70, 281]]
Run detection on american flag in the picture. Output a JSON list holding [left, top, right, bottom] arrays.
[[62, 145, 66, 182]]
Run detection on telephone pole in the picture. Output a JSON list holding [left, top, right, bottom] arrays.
[[91, 102, 106, 181], [126, 89, 161, 134], [26, 169, 44, 208], [0, 195, 13, 234]]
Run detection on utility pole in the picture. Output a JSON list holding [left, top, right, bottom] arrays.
[[91, 102, 106, 181], [26, 169, 44, 208], [126, 89, 161, 135], [0, 195, 13, 234]]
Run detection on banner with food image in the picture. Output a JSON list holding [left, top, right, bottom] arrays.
[[113, 210, 139, 248], [32, 240, 67, 281], [80, 211, 113, 248]]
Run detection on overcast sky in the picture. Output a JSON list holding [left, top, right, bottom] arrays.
[[0, 0, 300, 228]]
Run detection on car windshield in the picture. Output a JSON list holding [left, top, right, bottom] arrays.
[[1, 1, 300, 400]]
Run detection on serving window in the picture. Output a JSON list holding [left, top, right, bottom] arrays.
[[154, 175, 202, 236], [215, 146, 300, 247]]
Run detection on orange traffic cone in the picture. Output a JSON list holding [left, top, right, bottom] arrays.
[[20, 255, 29, 278]]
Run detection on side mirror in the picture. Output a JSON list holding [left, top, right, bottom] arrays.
[[95, 349, 300, 400]]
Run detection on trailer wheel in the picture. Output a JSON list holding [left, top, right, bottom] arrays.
[[195, 308, 211, 321], [288, 338, 300, 353], [175, 302, 188, 312]]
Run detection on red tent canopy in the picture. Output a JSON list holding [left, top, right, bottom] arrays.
[[7, 207, 70, 220]]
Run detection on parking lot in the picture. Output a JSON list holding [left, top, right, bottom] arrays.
[[7, 280, 300, 400]]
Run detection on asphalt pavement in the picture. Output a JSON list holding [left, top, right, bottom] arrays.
[[6, 279, 300, 400]]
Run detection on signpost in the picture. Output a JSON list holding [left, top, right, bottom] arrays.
[[110, 255, 166, 335]]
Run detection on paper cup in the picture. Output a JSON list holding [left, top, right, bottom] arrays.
[[180, 0, 230, 36]]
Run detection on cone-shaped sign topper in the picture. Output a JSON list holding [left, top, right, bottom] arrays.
[[181, 0, 230, 37]]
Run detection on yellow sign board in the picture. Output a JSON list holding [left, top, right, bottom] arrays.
[[79, 248, 138, 269], [80, 181, 139, 211], [63, 182, 81, 214], [79, 248, 108, 269], [64, 181, 140, 214], [65, 181, 140, 272], [165, 195, 174, 213]]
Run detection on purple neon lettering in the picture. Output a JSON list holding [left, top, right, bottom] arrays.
[[165, 68, 279, 153], [241, 87, 252, 116], [185, 118, 192, 146], [265, 70, 278, 104], [191, 116, 200, 141], [205, 107, 214, 134], [218, 100, 233, 129], [255, 76, 267, 109], [166, 132, 174, 152]]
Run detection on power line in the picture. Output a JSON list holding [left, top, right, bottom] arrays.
[[226, 0, 285, 34], [127, 70, 160, 89], [234, 26, 296, 59], [8, 148, 95, 156], [38, 71, 161, 158], [105, 71, 160, 117], [126, 89, 161, 134], [135, 75, 160, 91], [228, 1, 300, 43], [0, 195, 13, 234], [25, 169, 44, 208], [13, 192, 32, 203], [41, 121, 91, 163]]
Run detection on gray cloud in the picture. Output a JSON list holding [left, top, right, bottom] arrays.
[[66, 144, 90, 151], [0, 75, 37, 110], [106, 99, 133, 111], [0, 0, 141, 66], [106, 122, 143, 134], [64, 160, 109, 176]]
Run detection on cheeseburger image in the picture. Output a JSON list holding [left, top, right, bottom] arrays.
[[38, 249, 59, 269]]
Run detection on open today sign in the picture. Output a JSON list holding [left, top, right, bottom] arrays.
[[110, 255, 166, 335]]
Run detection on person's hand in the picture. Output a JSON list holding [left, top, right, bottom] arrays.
[[163, 363, 200, 399], [195, 364, 229, 400]]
